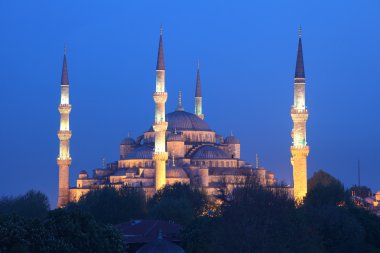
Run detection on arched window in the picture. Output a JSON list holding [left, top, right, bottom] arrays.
[[226, 161, 230, 167], [221, 161, 224, 167]]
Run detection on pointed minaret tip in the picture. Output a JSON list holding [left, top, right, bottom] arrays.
[[295, 27, 305, 78], [195, 62, 202, 97], [61, 47, 69, 85], [156, 26, 165, 70]]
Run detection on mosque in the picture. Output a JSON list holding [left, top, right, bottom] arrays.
[[56, 28, 309, 207]]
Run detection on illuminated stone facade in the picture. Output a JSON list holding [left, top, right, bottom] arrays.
[[291, 29, 309, 202], [58, 29, 302, 204]]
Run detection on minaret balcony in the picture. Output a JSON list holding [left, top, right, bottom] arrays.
[[57, 158, 72, 166], [58, 104, 72, 114], [153, 92, 168, 103], [291, 107, 308, 114], [290, 146, 309, 157], [153, 152, 168, 161], [153, 121, 168, 132], [58, 130, 72, 140]]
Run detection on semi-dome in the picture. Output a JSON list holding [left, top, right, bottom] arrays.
[[192, 145, 230, 159], [121, 137, 136, 145], [224, 135, 240, 144], [126, 145, 153, 159], [166, 168, 188, 178], [167, 132, 184, 142]]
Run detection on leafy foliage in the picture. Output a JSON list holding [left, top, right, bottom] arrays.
[[73, 186, 147, 224], [148, 183, 209, 225], [305, 170, 345, 207], [0, 190, 50, 220]]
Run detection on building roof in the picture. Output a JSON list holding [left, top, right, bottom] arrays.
[[166, 110, 210, 131], [136, 234, 185, 253], [115, 220, 182, 244], [192, 145, 230, 159], [166, 168, 188, 178], [126, 146, 153, 160]]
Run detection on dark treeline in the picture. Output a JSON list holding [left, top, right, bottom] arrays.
[[1, 170, 380, 253]]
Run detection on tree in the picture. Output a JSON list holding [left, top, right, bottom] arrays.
[[147, 183, 209, 225], [0, 214, 73, 253], [45, 208, 125, 253], [206, 182, 322, 253], [73, 186, 146, 224], [305, 170, 345, 207], [0, 190, 50, 220]]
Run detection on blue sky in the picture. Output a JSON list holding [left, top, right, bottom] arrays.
[[0, 1, 379, 206]]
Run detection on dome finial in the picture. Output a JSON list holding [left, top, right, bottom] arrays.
[[176, 90, 185, 111], [160, 25, 163, 36], [230, 130, 233, 136], [174, 128, 177, 134], [298, 25, 302, 38], [128, 132, 130, 138]]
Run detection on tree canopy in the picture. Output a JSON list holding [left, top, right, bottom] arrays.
[[0, 190, 50, 220], [72, 186, 147, 224]]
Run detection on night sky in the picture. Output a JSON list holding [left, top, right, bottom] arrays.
[[1, 1, 379, 207]]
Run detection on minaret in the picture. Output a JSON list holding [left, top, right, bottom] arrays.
[[290, 27, 309, 202], [153, 27, 169, 191], [57, 48, 72, 208], [194, 62, 204, 119]]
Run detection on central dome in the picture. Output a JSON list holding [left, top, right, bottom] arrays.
[[166, 111, 211, 131]]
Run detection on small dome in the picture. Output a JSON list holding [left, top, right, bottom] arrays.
[[79, 170, 87, 174], [167, 168, 188, 178], [224, 135, 240, 144], [167, 133, 184, 142], [266, 171, 274, 179], [136, 235, 185, 253], [126, 146, 153, 159], [121, 137, 136, 145], [192, 145, 230, 159]]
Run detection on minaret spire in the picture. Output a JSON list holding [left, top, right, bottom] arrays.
[[295, 26, 305, 79], [290, 27, 309, 203], [194, 61, 204, 119], [156, 25, 165, 71], [57, 47, 72, 207], [153, 27, 169, 191]]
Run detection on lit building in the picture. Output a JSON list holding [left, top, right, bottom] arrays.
[[56, 28, 306, 207]]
